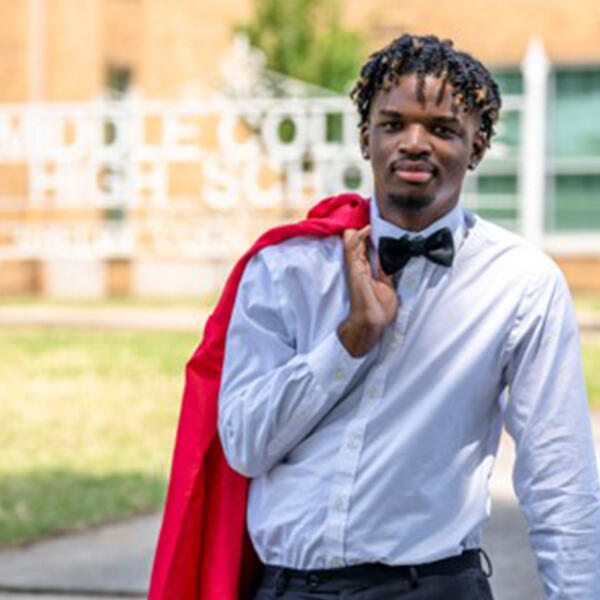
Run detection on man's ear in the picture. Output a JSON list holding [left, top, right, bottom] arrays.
[[359, 123, 370, 160], [468, 131, 487, 170]]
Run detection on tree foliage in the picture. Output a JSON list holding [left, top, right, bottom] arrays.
[[238, 0, 364, 93]]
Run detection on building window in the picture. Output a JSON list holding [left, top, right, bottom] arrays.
[[476, 175, 519, 229], [548, 68, 600, 231], [493, 69, 523, 95], [469, 69, 522, 231], [550, 68, 600, 157], [106, 65, 132, 99], [548, 175, 600, 232], [490, 69, 523, 153]]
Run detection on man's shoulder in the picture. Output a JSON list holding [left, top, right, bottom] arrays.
[[467, 212, 562, 282], [252, 233, 344, 274]]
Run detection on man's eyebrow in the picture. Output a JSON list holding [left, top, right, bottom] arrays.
[[376, 109, 403, 119], [375, 110, 462, 125], [430, 115, 462, 125]]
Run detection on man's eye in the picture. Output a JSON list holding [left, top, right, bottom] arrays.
[[433, 125, 456, 137], [381, 121, 401, 131]]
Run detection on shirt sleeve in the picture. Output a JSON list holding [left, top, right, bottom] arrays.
[[502, 262, 600, 599], [217, 249, 369, 478]]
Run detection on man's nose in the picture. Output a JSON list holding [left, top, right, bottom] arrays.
[[398, 124, 431, 156]]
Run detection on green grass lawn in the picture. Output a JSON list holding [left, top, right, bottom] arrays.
[[0, 327, 598, 547], [0, 328, 199, 546], [575, 294, 600, 315], [583, 337, 600, 411]]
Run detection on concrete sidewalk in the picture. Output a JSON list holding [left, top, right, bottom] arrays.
[[0, 514, 158, 599], [1, 416, 599, 600]]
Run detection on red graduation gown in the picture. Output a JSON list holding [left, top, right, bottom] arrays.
[[148, 193, 370, 600]]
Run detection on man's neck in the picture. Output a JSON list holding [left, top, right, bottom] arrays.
[[376, 197, 459, 232]]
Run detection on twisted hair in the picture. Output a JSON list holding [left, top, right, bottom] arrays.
[[350, 34, 501, 146]]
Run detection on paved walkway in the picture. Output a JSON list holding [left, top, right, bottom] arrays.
[[1, 417, 599, 600], [0, 514, 155, 599]]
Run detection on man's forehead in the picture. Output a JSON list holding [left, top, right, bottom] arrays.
[[375, 73, 453, 106], [371, 73, 481, 124]]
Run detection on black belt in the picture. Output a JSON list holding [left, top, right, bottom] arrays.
[[262, 549, 492, 595]]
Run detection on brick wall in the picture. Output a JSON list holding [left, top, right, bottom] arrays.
[[3, 0, 600, 104], [103, 0, 143, 83], [554, 256, 600, 293], [346, 0, 600, 65], [45, 0, 102, 100], [0, 1, 27, 101], [139, 0, 252, 97]]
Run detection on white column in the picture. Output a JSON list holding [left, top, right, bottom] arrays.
[[520, 37, 549, 246], [28, 0, 46, 101]]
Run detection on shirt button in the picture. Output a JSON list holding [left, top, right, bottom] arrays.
[[329, 557, 344, 568], [404, 274, 416, 288], [333, 497, 345, 511], [347, 436, 360, 450], [334, 369, 346, 381], [367, 387, 380, 399]]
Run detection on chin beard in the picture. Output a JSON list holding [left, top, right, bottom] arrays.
[[387, 193, 435, 213]]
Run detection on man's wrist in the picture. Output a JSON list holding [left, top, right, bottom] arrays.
[[337, 316, 382, 357]]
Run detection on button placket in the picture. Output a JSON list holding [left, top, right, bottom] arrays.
[[323, 427, 365, 562], [323, 358, 385, 565], [367, 387, 378, 399], [400, 259, 424, 300], [394, 265, 419, 346], [333, 368, 346, 381], [323, 504, 347, 561], [364, 371, 385, 402], [404, 272, 416, 289], [333, 495, 348, 512], [346, 434, 360, 450], [392, 329, 404, 345]]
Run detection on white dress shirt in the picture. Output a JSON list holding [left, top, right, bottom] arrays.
[[217, 199, 600, 598]]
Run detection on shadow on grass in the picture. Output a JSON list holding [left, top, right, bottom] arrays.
[[0, 469, 167, 546]]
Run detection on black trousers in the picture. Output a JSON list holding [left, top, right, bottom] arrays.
[[253, 550, 494, 599]]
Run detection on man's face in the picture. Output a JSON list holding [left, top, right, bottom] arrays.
[[360, 73, 487, 230]]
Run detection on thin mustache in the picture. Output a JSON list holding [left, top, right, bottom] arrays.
[[390, 159, 436, 173]]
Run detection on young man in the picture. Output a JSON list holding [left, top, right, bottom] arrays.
[[216, 34, 600, 598], [149, 34, 600, 600]]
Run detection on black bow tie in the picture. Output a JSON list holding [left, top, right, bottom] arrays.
[[378, 227, 455, 275]]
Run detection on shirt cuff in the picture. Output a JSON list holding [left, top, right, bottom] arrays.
[[305, 329, 368, 399]]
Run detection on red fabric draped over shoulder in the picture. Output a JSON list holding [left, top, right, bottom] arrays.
[[148, 194, 370, 600]]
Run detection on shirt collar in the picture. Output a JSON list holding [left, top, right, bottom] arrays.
[[369, 196, 466, 254]]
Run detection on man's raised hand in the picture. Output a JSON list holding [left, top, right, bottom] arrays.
[[337, 226, 399, 357]]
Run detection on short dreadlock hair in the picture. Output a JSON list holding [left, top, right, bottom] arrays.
[[350, 34, 502, 146]]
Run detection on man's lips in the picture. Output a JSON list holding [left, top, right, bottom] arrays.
[[395, 170, 433, 183], [391, 160, 435, 184]]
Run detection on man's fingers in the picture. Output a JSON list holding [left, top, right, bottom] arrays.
[[344, 226, 371, 259], [343, 225, 371, 249], [344, 225, 371, 272], [356, 224, 371, 240]]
